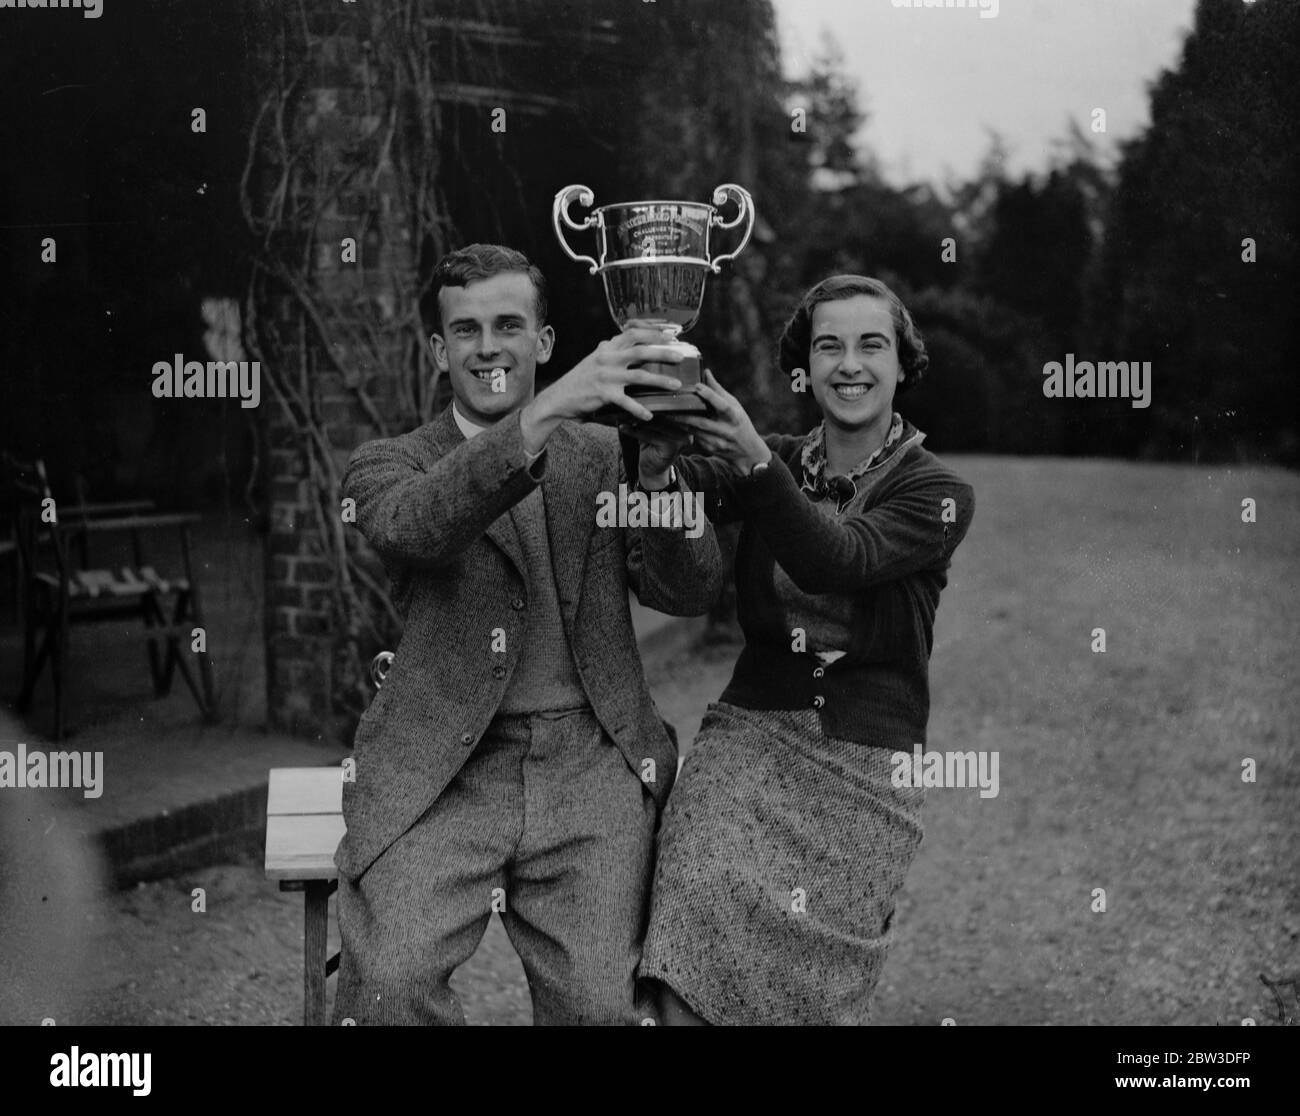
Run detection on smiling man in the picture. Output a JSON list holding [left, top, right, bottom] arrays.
[[436, 267, 545, 428], [332, 243, 722, 1026]]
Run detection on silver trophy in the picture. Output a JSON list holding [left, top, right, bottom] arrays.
[[552, 183, 755, 418]]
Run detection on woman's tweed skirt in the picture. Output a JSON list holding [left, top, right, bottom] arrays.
[[638, 701, 926, 1025]]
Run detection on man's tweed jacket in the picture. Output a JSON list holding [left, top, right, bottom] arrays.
[[334, 405, 724, 881]]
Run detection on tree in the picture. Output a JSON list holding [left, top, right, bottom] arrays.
[[789, 33, 868, 189], [1095, 0, 1299, 462]]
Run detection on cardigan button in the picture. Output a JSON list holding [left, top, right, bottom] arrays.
[[812, 666, 825, 679], [511, 597, 525, 610], [491, 665, 507, 680], [459, 732, 474, 746], [812, 695, 825, 710]]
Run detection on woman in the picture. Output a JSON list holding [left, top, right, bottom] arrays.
[[636, 275, 976, 1025]]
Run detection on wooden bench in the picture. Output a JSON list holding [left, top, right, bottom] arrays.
[[266, 654, 392, 1024], [265, 767, 346, 1026]]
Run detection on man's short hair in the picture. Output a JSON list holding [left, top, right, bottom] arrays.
[[431, 244, 548, 330]]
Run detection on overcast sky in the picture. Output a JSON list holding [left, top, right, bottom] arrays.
[[771, 0, 1200, 186]]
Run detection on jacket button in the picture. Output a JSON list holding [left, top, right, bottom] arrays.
[[460, 732, 474, 746], [812, 695, 825, 709], [492, 665, 506, 680], [812, 666, 825, 679], [511, 597, 525, 610]]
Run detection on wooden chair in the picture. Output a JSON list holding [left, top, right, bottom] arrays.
[[264, 650, 393, 1026], [2, 453, 217, 740]]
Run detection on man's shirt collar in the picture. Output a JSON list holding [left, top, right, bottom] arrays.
[[451, 401, 489, 440]]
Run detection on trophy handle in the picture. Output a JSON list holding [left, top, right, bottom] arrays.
[[553, 184, 601, 275], [708, 183, 755, 273]]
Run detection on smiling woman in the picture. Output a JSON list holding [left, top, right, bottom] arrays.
[[783, 275, 929, 448], [632, 274, 975, 1025]]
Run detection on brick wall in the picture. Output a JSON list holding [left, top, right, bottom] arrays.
[[259, 4, 411, 739]]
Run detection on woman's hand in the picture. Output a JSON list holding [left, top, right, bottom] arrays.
[[674, 369, 772, 477]]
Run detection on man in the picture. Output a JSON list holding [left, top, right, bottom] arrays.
[[332, 243, 722, 1025]]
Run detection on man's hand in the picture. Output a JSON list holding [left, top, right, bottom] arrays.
[[673, 369, 771, 477], [520, 328, 685, 455], [618, 418, 694, 490]]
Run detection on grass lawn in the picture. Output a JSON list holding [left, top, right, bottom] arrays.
[[20, 454, 1295, 1026], [864, 455, 1300, 1025]]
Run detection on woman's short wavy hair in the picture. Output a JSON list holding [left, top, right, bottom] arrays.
[[778, 275, 929, 392]]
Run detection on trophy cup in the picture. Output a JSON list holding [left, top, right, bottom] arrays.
[[552, 182, 755, 419]]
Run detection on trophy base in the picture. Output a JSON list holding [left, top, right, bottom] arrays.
[[638, 344, 701, 391], [589, 341, 711, 425], [589, 391, 712, 426]]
